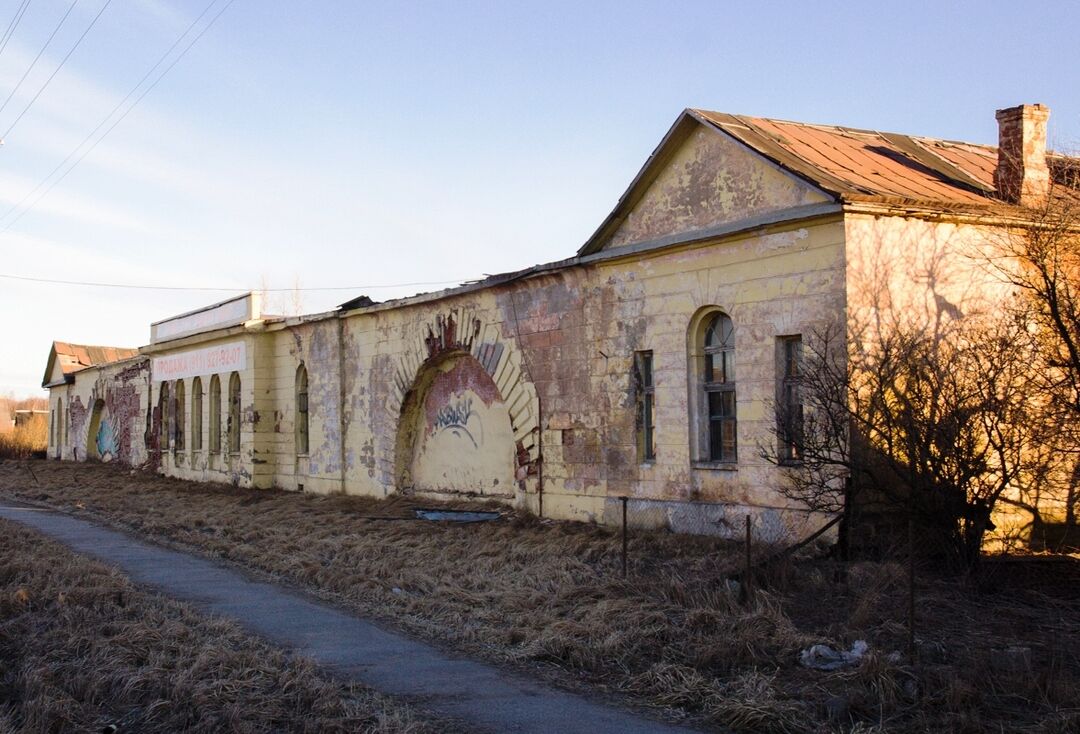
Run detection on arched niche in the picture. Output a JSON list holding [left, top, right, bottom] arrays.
[[86, 399, 118, 462], [395, 351, 516, 499]]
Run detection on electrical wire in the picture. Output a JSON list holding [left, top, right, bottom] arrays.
[[0, 0, 220, 227], [0, 0, 34, 64], [0, 271, 473, 292], [0, 0, 78, 118], [2, 0, 113, 140]]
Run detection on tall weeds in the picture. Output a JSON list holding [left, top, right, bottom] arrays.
[[1, 461, 1078, 732], [0, 422, 46, 459], [0, 517, 442, 733]]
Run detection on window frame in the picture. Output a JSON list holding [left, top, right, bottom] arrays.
[[192, 377, 203, 452], [159, 382, 171, 451], [703, 312, 737, 464], [174, 379, 185, 452], [209, 374, 221, 454], [778, 335, 804, 464], [634, 351, 656, 463], [227, 372, 241, 455], [295, 364, 309, 457]]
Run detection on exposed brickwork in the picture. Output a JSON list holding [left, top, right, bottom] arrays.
[[995, 104, 1050, 207]]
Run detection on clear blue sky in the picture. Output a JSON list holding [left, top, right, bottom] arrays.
[[2, 0, 1078, 395]]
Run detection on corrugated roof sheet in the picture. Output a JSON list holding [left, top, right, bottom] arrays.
[[692, 110, 1005, 207], [52, 341, 139, 376]]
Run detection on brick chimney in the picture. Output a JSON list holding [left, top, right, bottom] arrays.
[[995, 104, 1050, 207]]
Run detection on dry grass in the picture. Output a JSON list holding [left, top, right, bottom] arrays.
[[0, 422, 46, 459], [1, 460, 1079, 732], [0, 516, 444, 733]]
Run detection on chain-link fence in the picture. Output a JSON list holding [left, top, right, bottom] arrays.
[[605, 496, 843, 606]]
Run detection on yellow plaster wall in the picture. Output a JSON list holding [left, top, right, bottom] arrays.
[[601, 124, 830, 251], [843, 213, 1017, 337], [238, 216, 847, 541], [580, 220, 847, 531], [45, 214, 846, 542], [47, 358, 150, 466], [843, 213, 1041, 544], [156, 333, 262, 488]]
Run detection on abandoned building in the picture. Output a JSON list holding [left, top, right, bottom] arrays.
[[42, 103, 1073, 540]]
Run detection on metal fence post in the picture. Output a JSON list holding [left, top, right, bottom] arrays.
[[744, 514, 753, 604], [621, 496, 628, 579], [908, 511, 916, 665]]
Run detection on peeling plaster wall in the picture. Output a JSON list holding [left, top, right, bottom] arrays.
[[155, 334, 261, 488], [600, 126, 830, 251], [297, 216, 848, 541], [43, 212, 846, 542], [47, 358, 150, 466], [259, 319, 344, 494], [344, 300, 542, 506], [46, 212, 1031, 543], [399, 355, 516, 499], [532, 220, 848, 533]]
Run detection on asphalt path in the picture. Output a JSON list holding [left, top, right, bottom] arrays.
[[0, 501, 693, 733]]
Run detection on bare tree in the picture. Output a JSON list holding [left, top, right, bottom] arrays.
[[764, 309, 1048, 571], [984, 166, 1080, 536]]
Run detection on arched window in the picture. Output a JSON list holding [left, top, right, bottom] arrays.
[[159, 382, 171, 450], [228, 372, 241, 454], [690, 311, 737, 464], [174, 380, 185, 451], [192, 377, 203, 452], [703, 312, 737, 462], [209, 375, 221, 453], [295, 364, 309, 456]]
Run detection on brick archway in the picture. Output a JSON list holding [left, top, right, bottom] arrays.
[[385, 308, 540, 497]]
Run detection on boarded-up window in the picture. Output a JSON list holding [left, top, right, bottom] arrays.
[[192, 377, 203, 451], [296, 364, 309, 456], [228, 372, 241, 454], [209, 375, 221, 453], [159, 382, 170, 450], [174, 380, 185, 452]]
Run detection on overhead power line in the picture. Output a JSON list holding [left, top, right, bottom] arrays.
[[0, 0, 234, 231], [0, 0, 34, 64], [0, 0, 78, 119], [0, 272, 472, 292], [2, 0, 114, 140]]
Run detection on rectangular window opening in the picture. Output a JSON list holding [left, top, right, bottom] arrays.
[[634, 351, 656, 462], [779, 336, 804, 463]]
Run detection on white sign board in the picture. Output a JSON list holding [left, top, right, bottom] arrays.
[[152, 341, 246, 382], [151, 293, 260, 343]]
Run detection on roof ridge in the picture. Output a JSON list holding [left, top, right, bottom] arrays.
[[54, 340, 137, 351]]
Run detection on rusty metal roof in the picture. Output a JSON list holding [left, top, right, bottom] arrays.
[[44, 341, 139, 386], [691, 109, 1005, 207], [52, 341, 139, 373]]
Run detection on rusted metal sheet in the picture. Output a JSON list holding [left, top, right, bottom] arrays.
[[694, 110, 1000, 205]]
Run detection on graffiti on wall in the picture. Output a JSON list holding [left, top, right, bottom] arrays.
[[95, 417, 119, 462], [408, 356, 514, 497], [433, 397, 479, 447]]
